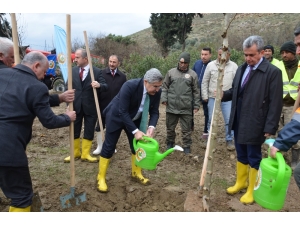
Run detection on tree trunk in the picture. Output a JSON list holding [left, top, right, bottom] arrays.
[[199, 13, 235, 212]]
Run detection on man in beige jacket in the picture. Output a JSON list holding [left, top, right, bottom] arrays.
[[201, 47, 238, 150]]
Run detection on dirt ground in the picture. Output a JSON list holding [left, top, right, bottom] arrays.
[[1, 97, 300, 212]]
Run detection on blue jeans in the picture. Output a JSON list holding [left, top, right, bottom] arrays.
[[207, 97, 234, 141]]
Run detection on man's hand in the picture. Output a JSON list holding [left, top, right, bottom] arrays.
[[264, 133, 271, 138], [59, 89, 75, 103], [162, 102, 167, 106], [65, 106, 76, 122], [146, 127, 155, 137], [91, 81, 100, 88], [134, 130, 146, 140], [270, 146, 279, 158], [193, 108, 199, 114]]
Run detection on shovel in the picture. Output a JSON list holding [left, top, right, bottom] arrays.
[[31, 191, 44, 212], [59, 14, 86, 209]]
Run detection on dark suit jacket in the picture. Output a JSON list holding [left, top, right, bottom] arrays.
[[69, 66, 108, 115], [103, 78, 161, 133], [0, 65, 71, 167], [98, 67, 126, 114], [0, 60, 60, 107], [223, 58, 282, 145]]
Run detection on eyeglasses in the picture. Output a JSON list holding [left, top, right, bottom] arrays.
[[179, 61, 188, 64]]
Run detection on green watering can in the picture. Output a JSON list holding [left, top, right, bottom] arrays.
[[253, 138, 292, 211], [133, 136, 183, 170]]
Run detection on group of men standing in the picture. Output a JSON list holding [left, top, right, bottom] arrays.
[[1, 25, 300, 212], [0, 36, 164, 211]]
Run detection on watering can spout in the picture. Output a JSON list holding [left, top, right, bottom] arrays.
[[154, 145, 184, 165], [154, 148, 174, 165]]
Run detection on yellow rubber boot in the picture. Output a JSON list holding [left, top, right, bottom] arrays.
[[64, 138, 81, 163], [227, 161, 249, 195], [131, 154, 150, 185], [9, 205, 31, 212], [240, 167, 258, 204], [81, 139, 98, 163], [97, 156, 110, 192]]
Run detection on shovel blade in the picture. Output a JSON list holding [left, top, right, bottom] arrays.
[[60, 187, 87, 209], [31, 191, 44, 212]]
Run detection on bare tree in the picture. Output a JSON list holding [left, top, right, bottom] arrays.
[[199, 13, 237, 212]]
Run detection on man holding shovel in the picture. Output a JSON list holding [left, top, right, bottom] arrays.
[[63, 48, 108, 163], [0, 37, 75, 107], [0, 51, 76, 212]]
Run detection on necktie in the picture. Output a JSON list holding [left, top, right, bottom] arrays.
[[111, 69, 115, 76], [241, 66, 253, 88], [139, 94, 150, 133], [79, 67, 85, 81]]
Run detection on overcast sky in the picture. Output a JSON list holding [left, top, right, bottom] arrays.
[[3, 1, 292, 52], [4, 13, 151, 51]]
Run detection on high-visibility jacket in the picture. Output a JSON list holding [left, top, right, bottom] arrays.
[[277, 61, 300, 100], [271, 58, 280, 67]]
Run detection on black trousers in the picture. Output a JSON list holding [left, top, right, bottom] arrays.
[[0, 166, 33, 207], [74, 107, 98, 140]]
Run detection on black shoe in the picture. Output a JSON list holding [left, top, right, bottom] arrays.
[[166, 142, 174, 150], [184, 147, 191, 154]]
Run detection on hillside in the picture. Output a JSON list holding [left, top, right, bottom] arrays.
[[130, 13, 300, 55]]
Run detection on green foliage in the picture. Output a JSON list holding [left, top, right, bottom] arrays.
[[106, 33, 136, 46], [150, 13, 178, 57], [122, 53, 163, 79], [149, 13, 203, 56], [122, 48, 206, 79], [229, 48, 245, 66], [0, 13, 12, 38]]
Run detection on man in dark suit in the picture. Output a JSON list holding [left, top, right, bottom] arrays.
[[0, 51, 76, 212], [64, 48, 108, 163], [93, 54, 127, 155], [222, 35, 282, 204], [97, 68, 163, 193], [0, 37, 75, 106]]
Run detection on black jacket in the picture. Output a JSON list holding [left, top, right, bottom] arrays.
[[0, 60, 60, 107], [223, 58, 283, 145], [103, 78, 161, 133], [69, 66, 108, 116], [98, 67, 126, 114], [0, 65, 71, 167]]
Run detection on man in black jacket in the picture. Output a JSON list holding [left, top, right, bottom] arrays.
[[0, 37, 75, 107], [63, 48, 108, 163], [222, 35, 282, 205], [0, 51, 76, 212], [93, 54, 126, 155]]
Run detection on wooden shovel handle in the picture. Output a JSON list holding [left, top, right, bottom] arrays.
[[83, 31, 104, 141], [66, 15, 75, 187]]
